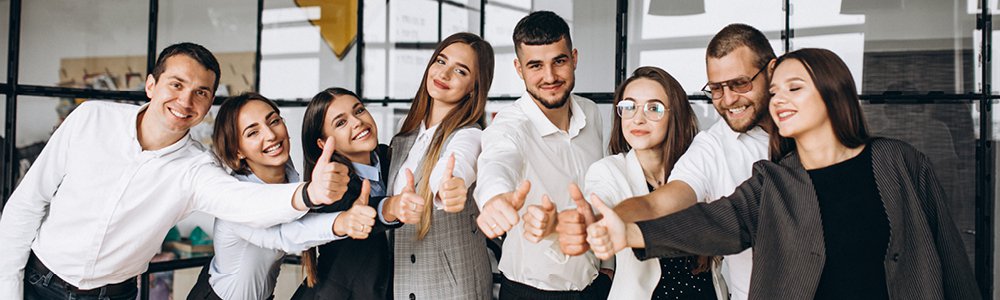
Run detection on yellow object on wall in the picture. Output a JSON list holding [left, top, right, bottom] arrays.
[[295, 0, 358, 60]]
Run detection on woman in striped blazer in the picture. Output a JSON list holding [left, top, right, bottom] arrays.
[[586, 48, 980, 299]]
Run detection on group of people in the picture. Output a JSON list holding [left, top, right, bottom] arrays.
[[0, 9, 981, 300]]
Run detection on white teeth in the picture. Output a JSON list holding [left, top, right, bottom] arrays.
[[778, 111, 795, 118], [354, 129, 370, 140], [168, 108, 189, 119], [264, 144, 281, 154], [728, 106, 748, 114]]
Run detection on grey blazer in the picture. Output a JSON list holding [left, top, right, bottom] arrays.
[[387, 126, 492, 300], [635, 138, 980, 300]]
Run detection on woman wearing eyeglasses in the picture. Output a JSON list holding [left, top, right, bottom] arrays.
[[586, 49, 979, 299], [581, 66, 719, 299]]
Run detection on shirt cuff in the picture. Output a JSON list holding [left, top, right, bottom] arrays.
[[377, 198, 400, 225], [303, 212, 341, 241]]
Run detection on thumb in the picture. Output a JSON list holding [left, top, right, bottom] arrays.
[[443, 153, 456, 180], [317, 137, 336, 167], [590, 194, 611, 222], [403, 169, 416, 193], [511, 180, 531, 209], [568, 184, 595, 224], [353, 179, 371, 207], [540, 194, 555, 212]]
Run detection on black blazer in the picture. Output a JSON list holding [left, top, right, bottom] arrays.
[[293, 144, 401, 300], [635, 138, 979, 300]]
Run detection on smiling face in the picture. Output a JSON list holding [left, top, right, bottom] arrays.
[[143, 54, 216, 136], [768, 58, 832, 140], [427, 42, 478, 105], [514, 37, 577, 109], [318, 95, 378, 163], [235, 99, 290, 174], [706, 46, 770, 133], [620, 78, 670, 151]]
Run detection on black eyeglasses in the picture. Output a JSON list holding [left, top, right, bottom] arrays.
[[700, 65, 767, 100], [616, 100, 668, 121]]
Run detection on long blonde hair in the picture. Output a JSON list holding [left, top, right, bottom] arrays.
[[398, 32, 494, 239]]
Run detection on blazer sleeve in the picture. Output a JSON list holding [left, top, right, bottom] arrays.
[[633, 162, 765, 260], [915, 153, 981, 299]]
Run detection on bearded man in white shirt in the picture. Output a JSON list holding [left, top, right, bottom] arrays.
[[556, 24, 778, 300], [0, 42, 351, 300], [474, 11, 612, 300]]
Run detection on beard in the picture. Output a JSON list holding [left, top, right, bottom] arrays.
[[526, 80, 575, 109], [720, 97, 769, 133]]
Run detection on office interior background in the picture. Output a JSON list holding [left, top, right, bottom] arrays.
[[0, 0, 997, 298]]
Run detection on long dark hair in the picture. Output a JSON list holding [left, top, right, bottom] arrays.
[[398, 32, 494, 240], [768, 48, 870, 161], [299, 87, 362, 287]]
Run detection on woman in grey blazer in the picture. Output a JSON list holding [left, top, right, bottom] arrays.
[[387, 32, 495, 300], [587, 48, 980, 299]]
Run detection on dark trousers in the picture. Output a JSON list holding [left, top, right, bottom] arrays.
[[187, 265, 223, 300], [499, 274, 612, 300], [23, 253, 137, 300]]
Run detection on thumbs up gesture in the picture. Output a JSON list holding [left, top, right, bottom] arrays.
[[332, 180, 377, 239], [587, 196, 627, 260], [522, 194, 557, 243], [384, 169, 425, 224], [305, 137, 351, 207], [556, 183, 597, 255], [476, 180, 531, 238], [438, 154, 468, 213]]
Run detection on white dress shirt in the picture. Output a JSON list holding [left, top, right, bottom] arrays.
[[475, 94, 606, 291], [666, 119, 770, 300], [0, 101, 305, 299], [390, 123, 480, 206], [208, 164, 342, 300]]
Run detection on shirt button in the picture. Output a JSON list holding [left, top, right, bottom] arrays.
[[409, 293, 416, 300], [410, 254, 416, 263], [892, 253, 900, 262]]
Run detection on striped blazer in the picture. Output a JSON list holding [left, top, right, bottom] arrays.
[[387, 126, 493, 300], [634, 138, 980, 300]]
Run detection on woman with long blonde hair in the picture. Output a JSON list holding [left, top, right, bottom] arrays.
[[388, 32, 495, 300]]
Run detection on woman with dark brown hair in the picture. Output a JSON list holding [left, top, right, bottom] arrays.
[[187, 92, 364, 300], [586, 48, 979, 299], [388, 32, 494, 300], [580, 66, 718, 299], [291, 88, 425, 300]]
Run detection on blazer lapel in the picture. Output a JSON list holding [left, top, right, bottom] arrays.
[[387, 131, 417, 195]]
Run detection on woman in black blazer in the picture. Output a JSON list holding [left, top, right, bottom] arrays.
[[586, 48, 980, 300], [291, 87, 425, 300]]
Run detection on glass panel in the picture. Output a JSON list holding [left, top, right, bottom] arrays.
[[260, 0, 357, 100], [20, 1, 148, 89], [790, 0, 977, 94], [626, 0, 785, 95], [158, 0, 258, 95], [442, 1, 482, 37], [485, 0, 617, 97], [0, 0, 9, 80], [862, 100, 977, 266]]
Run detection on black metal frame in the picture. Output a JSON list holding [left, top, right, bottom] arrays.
[[0, 0, 995, 298]]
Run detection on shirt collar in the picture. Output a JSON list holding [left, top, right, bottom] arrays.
[[352, 151, 382, 182], [719, 119, 769, 141], [132, 103, 192, 157], [234, 161, 301, 184], [418, 122, 439, 140], [516, 93, 586, 138]]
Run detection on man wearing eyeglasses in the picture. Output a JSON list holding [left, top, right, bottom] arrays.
[[557, 23, 776, 300]]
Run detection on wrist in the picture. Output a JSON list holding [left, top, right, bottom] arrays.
[[332, 214, 347, 236], [302, 181, 322, 209], [382, 196, 399, 222]]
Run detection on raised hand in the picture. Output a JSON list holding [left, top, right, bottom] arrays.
[[332, 180, 377, 239], [385, 169, 425, 224], [307, 137, 351, 206], [587, 196, 627, 260], [522, 194, 557, 243], [476, 180, 531, 238], [556, 183, 597, 255], [438, 154, 468, 213]]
